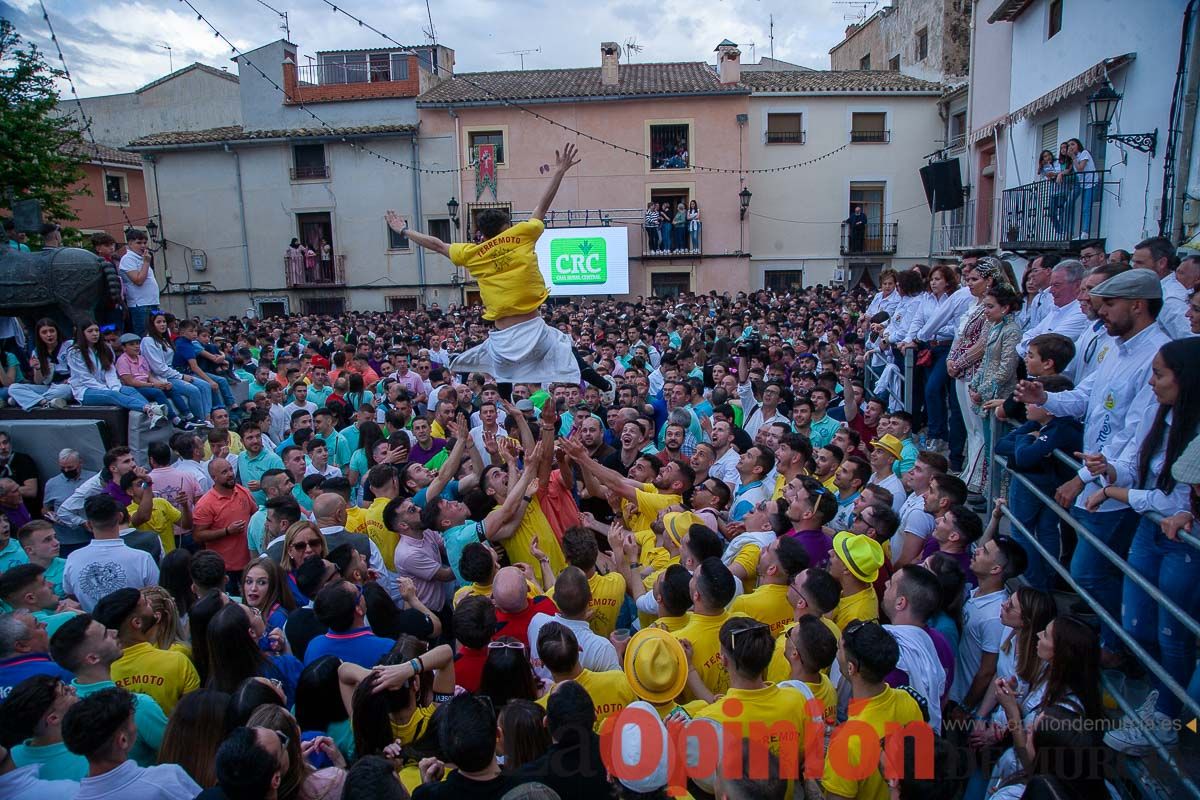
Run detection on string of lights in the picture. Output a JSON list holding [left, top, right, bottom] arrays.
[[749, 201, 936, 226], [317, 0, 850, 175], [38, 0, 138, 231]]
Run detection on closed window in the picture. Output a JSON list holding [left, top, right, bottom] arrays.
[[428, 219, 453, 244], [1048, 0, 1063, 38], [889, 55, 900, 71], [764, 270, 803, 292], [389, 54, 410, 81], [468, 130, 505, 165], [292, 144, 328, 180], [104, 173, 128, 204], [650, 123, 690, 170], [851, 112, 889, 143], [859, 54, 871, 71], [319, 53, 367, 84], [916, 28, 929, 61], [950, 111, 967, 146], [387, 223, 410, 250], [766, 113, 804, 144], [1041, 120, 1059, 155]]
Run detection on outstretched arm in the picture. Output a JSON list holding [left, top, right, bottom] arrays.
[[385, 210, 451, 257], [531, 143, 580, 222]]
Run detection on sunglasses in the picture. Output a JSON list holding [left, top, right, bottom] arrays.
[[487, 640, 525, 650], [291, 538, 322, 551]]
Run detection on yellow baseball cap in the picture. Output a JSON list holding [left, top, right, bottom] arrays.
[[832, 531, 885, 584], [869, 433, 904, 461], [624, 627, 689, 704]]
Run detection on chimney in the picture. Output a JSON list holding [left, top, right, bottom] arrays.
[[600, 42, 620, 86], [845, 24, 860, 39], [715, 40, 741, 84]]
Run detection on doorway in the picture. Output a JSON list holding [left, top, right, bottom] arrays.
[[849, 182, 885, 252], [651, 272, 691, 298]]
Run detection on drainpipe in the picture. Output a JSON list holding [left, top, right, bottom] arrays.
[[411, 136, 427, 307], [225, 144, 254, 301], [1171, 0, 1200, 241]]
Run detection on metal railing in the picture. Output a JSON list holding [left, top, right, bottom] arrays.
[[642, 224, 701, 257], [290, 164, 329, 180], [1000, 171, 1116, 249], [765, 130, 806, 144], [284, 253, 346, 288], [840, 221, 898, 255], [297, 60, 409, 86], [851, 129, 890, 143], [864, 346, 914, 413], [933, 199, 974, 255], [982, 414, 1200, 800], [105, 191, 130, 204]]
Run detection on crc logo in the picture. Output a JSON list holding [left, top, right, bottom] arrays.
[[550, 237, 607, 284]]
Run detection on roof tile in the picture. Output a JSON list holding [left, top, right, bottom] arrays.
[[126, 123, 418, 148], [416, 62, 748, 105], [739, 70, 943, 93], [61, 139, 142, 166]]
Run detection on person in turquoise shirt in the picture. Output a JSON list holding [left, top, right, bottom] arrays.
[[0, 516, 28, 572], [52, 615, 167, 768], [19, 521, 66, 598], [6, 674, 90, 780], [237, 425, 285, 505], [888, 411, 920, 477]]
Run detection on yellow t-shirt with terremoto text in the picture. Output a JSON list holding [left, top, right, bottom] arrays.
[[448, 219, 549, 320]]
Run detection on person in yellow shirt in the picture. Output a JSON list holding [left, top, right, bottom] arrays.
[[695, 618, 818, 790], [479, 433, 566, 577], [771, 432, 813, 500], [92, 587, 199, 715], [829, 531, 884, 630], [124, 473, 190, 555], [559, 526, 625, 637], [672, 558, 741, 700], [780, 615, 840, 725], [730, 536, 810, 637], [813, 444, 842, 494], [621, 626, 708, 721], [537, 619, 634, 731], [645, 564, 693, 634], [766, 567, 843, 683], [818, 620, 926, 800], [362, 464, 403, 572], [562, 438, 692, 533], [385, 143, 584, 385]]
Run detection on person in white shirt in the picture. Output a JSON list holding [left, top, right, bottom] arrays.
[[1133, 236, 1195, 340], [281, 381, 318, 419], [117, 230, 160, 338], [526, 567, 620, 673], [1016, 260, 1089, 357], [951, 537, 1026, 710], [1069, 265, 1121, 386], [1017, 255, 1055, 331], [707, 420, 741, 490], [469, 401, 504, 468], [62, 495, 159, 613], [900, 265, 970, 453], [63, 686, 200, 800], [0, 745, 76, 800], [865, 269, 901, 318], [303, 439, 343, 479]]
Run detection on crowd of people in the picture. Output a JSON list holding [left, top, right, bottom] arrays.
[[0, 211, 1198, 800]]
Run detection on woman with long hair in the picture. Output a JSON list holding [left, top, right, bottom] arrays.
[[242, 555, 296, 630], [278, 521, 328, 605], [1065, 138, 1097, 236], [346, 421, 387, 502], [344, 372, 373, 412], [204, 601, 303, 705], [479, 637, 544, 710], [140, 310, 209, 422], [687, 199, 701, 251], [65, 318, 166, 422], [1037, 149, 1059, 180], [969, 284, 1024, 490], [1028, 614, 1104, 722], [497, 699, 550, 771], [247, 703, 346, 800], [187, 591, 228, 684], [947, 257, 1006, 492], [157, 549, 195, 620], [229, 675, 287, 727], [8, 317, 73, 410], [905, 263, 965, 456], [1082, 337, 1200, 714], [295, 655, 355, 762], [141, 585, 189, 655], [923, 551, 967, 655], [158, 688, 231, 788]]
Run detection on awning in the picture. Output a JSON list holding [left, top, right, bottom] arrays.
[[967, 115, 1007, 146], [1008, 53, 1135, 124], [988, 0, 1035, 23]]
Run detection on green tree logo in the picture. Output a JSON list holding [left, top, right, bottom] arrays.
[[550, 237, 608, 285]]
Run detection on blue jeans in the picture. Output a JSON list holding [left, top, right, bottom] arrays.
[[1008, 480, 1062, 590], [1123, 515, 1200, 716], [1069, 505, 1138, 652], [645, 226, 658, 250], [1072, 184, 1095, 237], [660, 223, 672, 251], [128, 306, 155, 337], [81, 387, 151, 413], [690, 222, 701, 250], [131, 385, 171, 412], [167, 378, 206, 420], [924, 344, 954, 439], [203, 374, 234, 409]]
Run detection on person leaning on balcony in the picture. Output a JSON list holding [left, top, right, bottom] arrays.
[[687, 200, 701, 251], [845, 205, 868, 253]]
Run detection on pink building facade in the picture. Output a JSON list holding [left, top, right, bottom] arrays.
[[417, 45, 752, 298]]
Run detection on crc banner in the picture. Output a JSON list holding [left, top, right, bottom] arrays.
[[534, 226, 630, 296]]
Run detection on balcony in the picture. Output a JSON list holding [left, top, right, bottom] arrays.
[[283, 56, 419, 105], [765, 130, 806, 144], [933, 199, 974, 255], [285, 254, 346, 288], [840, 221, 898, 256], [643, 225, 702, 258], [290, 164, 330, 180], [851, 129, 891, 143], [1000, 172, 1114, 250]]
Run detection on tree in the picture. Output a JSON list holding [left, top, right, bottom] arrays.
[[0, 19, 86, 224]]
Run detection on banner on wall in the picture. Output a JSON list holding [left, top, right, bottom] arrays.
[[475, 143, 497, 201], [534, 226, 629, 296]]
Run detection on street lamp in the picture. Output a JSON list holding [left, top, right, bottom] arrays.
[[447, 197, 460, 229], [1087, 80, 1158, 157], [739, 187, 752, 220], [145, 218, 159, 243]]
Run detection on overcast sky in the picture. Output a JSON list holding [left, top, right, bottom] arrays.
[[4, 0, 858, 97]]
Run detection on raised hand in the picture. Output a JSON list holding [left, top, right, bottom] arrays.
[[384, 210, 408, 233], [555, 142, 581, 174]]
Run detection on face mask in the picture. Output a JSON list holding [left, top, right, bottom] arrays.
[[62, 468, 80, 480]]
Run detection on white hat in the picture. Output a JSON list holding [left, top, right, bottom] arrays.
[[616, 701, 670, 793]]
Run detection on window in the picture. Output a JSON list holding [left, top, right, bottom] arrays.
[[388, 296, 419, 312], [1048, 0, 1063, 38], [428, 219, 453, 244], [301, 298, 346, 316], [104, 173, 128, 204], [851, 112, 889, 143], [916, 27, 929, 61], [387, 223, 410, 250], [859, 54, 871, 71], [764, 270, 803, 292], [319, 52, 367, 84], [889, 55, 900, 71], [389, 54, 410, 81], [650, 123, 690, 170], [468, 130, 506, 165], [292, 144, 328, 180], [950, 111, 967, 147], [650, 272, 691, 298], [766, 113, 805, 144], [850, 182, 885, 226], [1040, 119, 1059, 155]]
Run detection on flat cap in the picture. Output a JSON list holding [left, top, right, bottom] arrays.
[[1088, 269, 1163, 300]]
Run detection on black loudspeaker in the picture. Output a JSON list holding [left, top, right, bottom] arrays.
[[919, 159, 964, 211]]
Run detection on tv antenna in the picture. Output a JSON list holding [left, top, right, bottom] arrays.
[[623, 37, 644, 62], [251, 0, 291, 40], [833, 0, 879, 23], [744, 42, 757, 62], [157, 43, 173, 73], [422, 0, 438, 44], [499, 48, 540, 69], [769, 13, 775, 60]]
